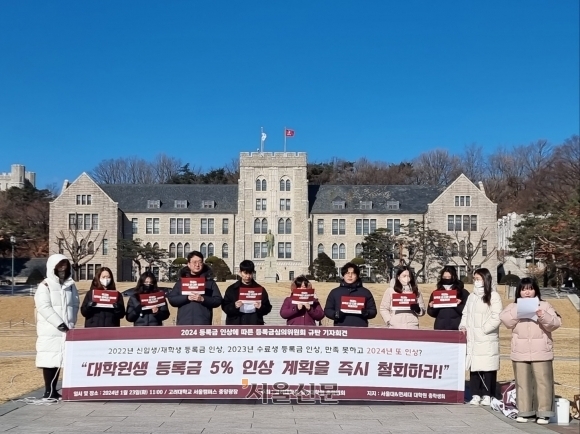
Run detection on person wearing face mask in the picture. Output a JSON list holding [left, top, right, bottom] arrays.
[[80, 267, 125, 328], [500, 278, 561, 425], [324, 262, 377, 327], [126, 271, 170, 326], [34, 254, 79, 400], [380, 266, 425, 329], [168, 251, 223, 325], [427, 266, 470, 330], [459, 268, 502, 407]]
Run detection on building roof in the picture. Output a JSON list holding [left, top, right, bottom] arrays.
[[99, 184, 239, 213], [308, 184, 444, 214]]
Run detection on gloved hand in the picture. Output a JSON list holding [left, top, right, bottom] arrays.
[[360, 308, 368, 318], [57, 323, 69, 332], [410, 303, 421, 314], [334, 311, 344, 321]]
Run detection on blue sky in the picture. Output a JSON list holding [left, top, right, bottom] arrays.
[[1, 0, 578, 188]]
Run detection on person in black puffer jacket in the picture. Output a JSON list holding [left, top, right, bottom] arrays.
[[222, 260, 272, 325], [126, 272, 170, 326], [427, 265, 470, 330], [167, 251, 223, 325], [324, 262, 377, 327], [80, 266, 125, 328]]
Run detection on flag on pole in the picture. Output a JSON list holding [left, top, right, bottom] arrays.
[[261, 132, 267, 142], [285, 128, 295, 137]]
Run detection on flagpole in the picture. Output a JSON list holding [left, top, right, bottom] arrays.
[[284, 126, 287, 153]]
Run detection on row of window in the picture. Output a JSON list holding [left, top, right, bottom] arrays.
[[253, 242, 292, 259], [165, 242, 229, 259], [146, 200, 216, 210], [316, 218, 413, 236], [454, 195, 471, 207], [253, 218, 292, 234], [133, 218, 229, 235], [69, 214, 99, 230], [256, 179, 292, 192], [57, 239, 109, 255], [254, 198, 292, 212], [447, 215, 478, 232], [76, 195, 92, 205], [450, 240, 488, 257]]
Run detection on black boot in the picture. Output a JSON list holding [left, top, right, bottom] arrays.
[[42, 368, 61, 400]]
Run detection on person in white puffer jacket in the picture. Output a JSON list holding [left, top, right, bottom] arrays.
[[34, 254, 79, 400], [459, 267, 502, 407]]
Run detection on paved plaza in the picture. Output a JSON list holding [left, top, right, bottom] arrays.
[[1, 388, 577, 434]]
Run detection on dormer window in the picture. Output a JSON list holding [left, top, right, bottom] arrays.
[[201, 200, 215, 209], [387, 200, 400, 210], [360, 201, 373, 210], [174, 200, 188, 209], [147, 200, 161, 209], [332, 201, 345, 210]]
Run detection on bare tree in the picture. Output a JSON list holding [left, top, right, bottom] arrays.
[[461, 143, 485, 183], [413, 149, 461, 186], [153, 153, 183, 183], [450, 227, 497, 283], [56, 226, 107, 279]]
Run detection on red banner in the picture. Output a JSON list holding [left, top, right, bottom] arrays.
[[92, 290, 118, 308], [391, 293, 417, 311], [181, 277, 205, 296], [340, 296, 365, 314], [239, 287, 263, 303], [139, 292, 166, 309], [432, 290, 458, 308], [291, 287, 315, 304]]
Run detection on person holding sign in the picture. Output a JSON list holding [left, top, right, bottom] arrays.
[[380, 266, 425, 329], [324, 262, 377, 327], [80, 266, 125, 328], [222, 260, 272, 325], [168, 251, 223, 325], [459, 268, 502, 407], [280, 275, 324, 326], [427, 266, 469, 330], [500, 278, 561, 424], [126, 272, 170, 326]]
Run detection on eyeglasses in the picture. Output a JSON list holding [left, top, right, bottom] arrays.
[[190, 261, 203, 265]]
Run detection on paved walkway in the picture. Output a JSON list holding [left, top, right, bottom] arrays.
[[1, 387, 577, 434]]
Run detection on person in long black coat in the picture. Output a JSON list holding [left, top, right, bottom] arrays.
[[427, 265, 470, 330], [126, 272, 170, 326]]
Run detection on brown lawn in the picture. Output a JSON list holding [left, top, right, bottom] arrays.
[[1, 281, 578, 403]]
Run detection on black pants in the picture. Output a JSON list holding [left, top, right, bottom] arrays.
[[42, 367, 60, 395], [470, 371, 497, 397]]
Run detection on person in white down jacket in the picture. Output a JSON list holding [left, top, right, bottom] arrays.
[[34, 253, 79, 400], [459, 267, 502, 407]]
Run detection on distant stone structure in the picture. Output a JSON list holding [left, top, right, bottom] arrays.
[[49, 151, 498, 283], [0, 164, 36, 191]]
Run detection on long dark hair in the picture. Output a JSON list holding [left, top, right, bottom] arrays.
[[55, 259, 72, 281], [474, 267, 493, 305], [91, 266, 116, 291], [393, 266, 419, 296], [135, 271, 158, 294], [515, 277, 543, 301], [436, 265, 463, 301]]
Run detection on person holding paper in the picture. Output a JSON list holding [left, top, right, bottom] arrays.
[[380, 266, 425, 329], [126, 272, 170, 326], [80, 266, 125, 328], [427, 266, 469, 330], [500, 278, 561, 425], [168, 251, 223, 325], [324, 262, 377, 327], [459, 268, 502, 407], [222, 260, 272, 325], [280, 275, 324, 326]]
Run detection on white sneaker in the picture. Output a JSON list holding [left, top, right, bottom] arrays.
[[536, 417, 549, 425], [480, 395, 491, 406], [469, 395, 481, 405], [516, 416, 530, 423]]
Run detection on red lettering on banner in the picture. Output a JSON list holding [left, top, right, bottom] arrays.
[[242, 360, 274, 375]]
